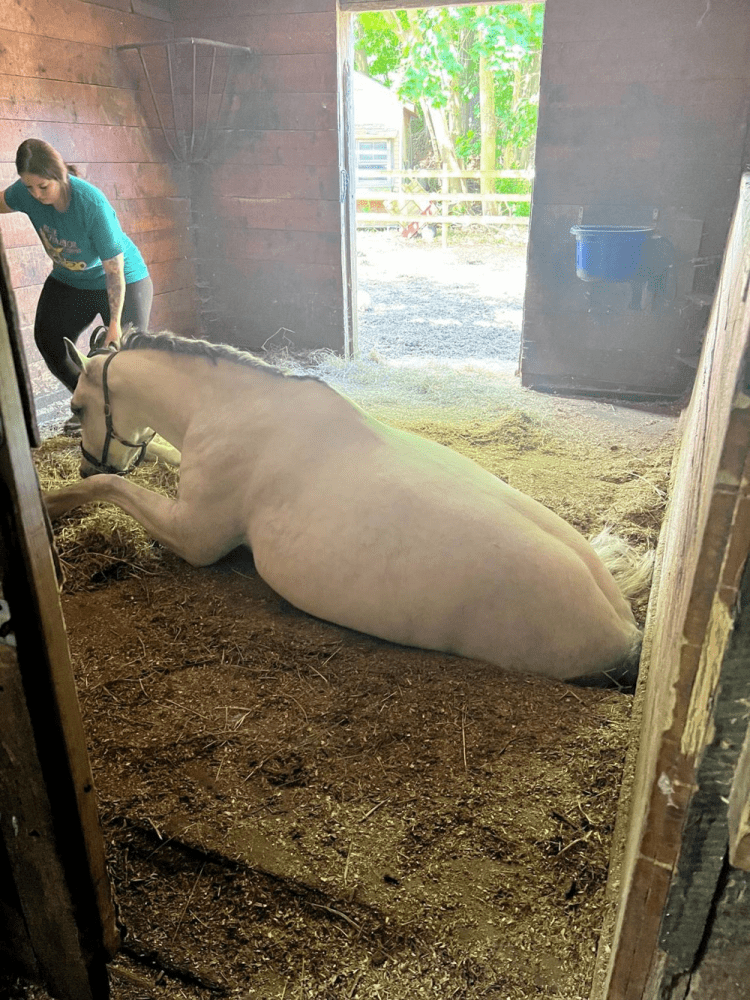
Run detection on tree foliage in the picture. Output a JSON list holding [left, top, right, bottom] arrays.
[[354, 5, 544, 173]]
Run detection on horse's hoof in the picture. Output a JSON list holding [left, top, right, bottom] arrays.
[[43, 491, 67, 521], [568, 657, 640, 693]]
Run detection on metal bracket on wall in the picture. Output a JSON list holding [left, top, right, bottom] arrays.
[[116, 38, 254, 163]]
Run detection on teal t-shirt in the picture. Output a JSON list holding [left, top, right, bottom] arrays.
[[5, 175, 149, 290]]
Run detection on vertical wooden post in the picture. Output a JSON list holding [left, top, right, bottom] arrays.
[[0, 231, 118, 997], [0, 653, 98, 1000], [441, 163, 448, 248], [593, 174, 750, 1000], [337, 8, 357, 359]]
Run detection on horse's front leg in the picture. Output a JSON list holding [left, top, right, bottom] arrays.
[[45, 475, 238, 566]]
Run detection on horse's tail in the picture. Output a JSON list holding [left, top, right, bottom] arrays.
[[568, 529, 652, 692], [589, 527, 655, 605]]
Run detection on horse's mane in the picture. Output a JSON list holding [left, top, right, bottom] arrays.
[[121, 329, 321, 381]]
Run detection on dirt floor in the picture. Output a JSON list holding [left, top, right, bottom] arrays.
[[5, 355, 680, 1000]]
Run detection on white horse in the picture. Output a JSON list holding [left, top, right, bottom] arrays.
[[45, 331, 646, 686]]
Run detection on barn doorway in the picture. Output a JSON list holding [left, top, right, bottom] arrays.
[[344, 5, 543, 374]]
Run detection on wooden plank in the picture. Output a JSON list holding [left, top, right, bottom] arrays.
[[206, 194, 341, 233], [131, 0, 174, 21], [0, 210, 45, 251], [0, 120, 173, 164], [532, 136, 744, 209], [0, 28, 131, 88], [0, 230, 36, 443], [219, 90, 337, 132], [0, 654, 95, 1000], [207, 163, 339, 201], [4, 246, 51, 290], [0, 74, 160, 128], [10, 284, 44, 331], [147, 256, 199, 296], [175, 12, 337, 54], [598, 175, 750, 999], [174, 0, 333, 18], [544, 0, 750, 45], [0, 893, 38, 981], [729, 730, 750, 870], [204, 256, 343, 351], [0, 273, 118, 992], [541, 30, 750, 87], [679, 868, 750, 1000], [540, 79, 750, 126], [340, 0, 488, 8], [3, 198, 191, 287], [233, 53, 338, 93], [337, 9, 356, 357], [111, 195, 192, 235], [81, 0, 132, 11], [149, 286, 201, 334], [179, 6, 336, 55], [219, 129, 339, 167], [204, 224, 340, 267], [137, 225, 195, 265], [85, 161, 190, 200], [1, 0, 173, 47]]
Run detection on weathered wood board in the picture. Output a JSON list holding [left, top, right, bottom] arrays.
[[596, 174, 750, 1000], [0, 240, 117, 997]]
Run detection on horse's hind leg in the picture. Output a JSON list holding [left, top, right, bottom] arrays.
[[45, 475, 238, 566], [144, 435, 181, 468]]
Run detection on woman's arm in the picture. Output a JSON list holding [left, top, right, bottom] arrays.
[[0, 190, 17, 214], [102, 253, 126, 345]]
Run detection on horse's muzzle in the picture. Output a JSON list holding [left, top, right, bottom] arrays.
[[80, 462, 104, 478]]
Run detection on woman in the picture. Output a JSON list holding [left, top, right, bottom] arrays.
[[0, 138, 152, 426]]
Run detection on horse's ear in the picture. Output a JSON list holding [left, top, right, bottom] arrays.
[[64, 338, 89, 374]]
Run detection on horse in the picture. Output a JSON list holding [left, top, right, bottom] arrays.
[[44, 330, 647, 687]]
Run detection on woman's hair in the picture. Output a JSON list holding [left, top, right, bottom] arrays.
[[15, 139, 78, 180]]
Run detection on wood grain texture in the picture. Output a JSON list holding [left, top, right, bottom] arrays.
[[0, 280, 117, 994], [1, 0, 171, 47], [0, 656, 95, 1000], [175, 12, 336, 54], [598, 174, 750, 1000], [174, 0, 334, 17]]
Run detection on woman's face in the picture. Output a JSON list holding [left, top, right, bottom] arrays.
[[20, 172, 65, 209]]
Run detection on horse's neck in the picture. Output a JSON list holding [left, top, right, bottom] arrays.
[[117, 351, 205, 448]]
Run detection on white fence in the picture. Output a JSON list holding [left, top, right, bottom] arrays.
[[355, 167, 533, 244]]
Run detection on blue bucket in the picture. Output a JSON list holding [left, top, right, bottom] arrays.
[[570, 225, 656, 282]]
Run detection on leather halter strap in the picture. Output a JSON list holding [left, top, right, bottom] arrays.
[[80, 351, 156, 476]]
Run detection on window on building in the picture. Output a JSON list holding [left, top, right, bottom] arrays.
[[356, 139, 393, 191]]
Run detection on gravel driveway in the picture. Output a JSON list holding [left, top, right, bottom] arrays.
[[354, 228, 528, 365]]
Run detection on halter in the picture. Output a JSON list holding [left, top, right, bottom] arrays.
[[80, 350, 156, 476]]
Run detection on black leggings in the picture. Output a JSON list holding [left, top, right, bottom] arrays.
[[34, 274, 154, 392]]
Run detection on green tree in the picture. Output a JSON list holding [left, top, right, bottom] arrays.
[[354, 5, 544, 212]]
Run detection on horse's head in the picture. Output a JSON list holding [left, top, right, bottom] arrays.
[[65, 338, 155, 478]]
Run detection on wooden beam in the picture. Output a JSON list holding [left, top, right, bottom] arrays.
[[596, 173, 750, 999], [729, 731, 750, 870], [0, 243, 118, 994], [0, 653, 95, 1000]]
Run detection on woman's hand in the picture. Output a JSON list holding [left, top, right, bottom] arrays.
[[104, 319, 122, 347]]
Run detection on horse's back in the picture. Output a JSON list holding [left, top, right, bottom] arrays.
[[244, 402, 640, 681]]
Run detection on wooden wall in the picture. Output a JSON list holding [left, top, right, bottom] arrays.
[[0, 0, 199, 426], [172, 0, 343, 353], [522, 0, 750, 398], [594, 172, 750, 1000]]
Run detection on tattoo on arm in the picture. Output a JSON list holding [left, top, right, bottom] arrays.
[[102, 253, 126, 325]]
